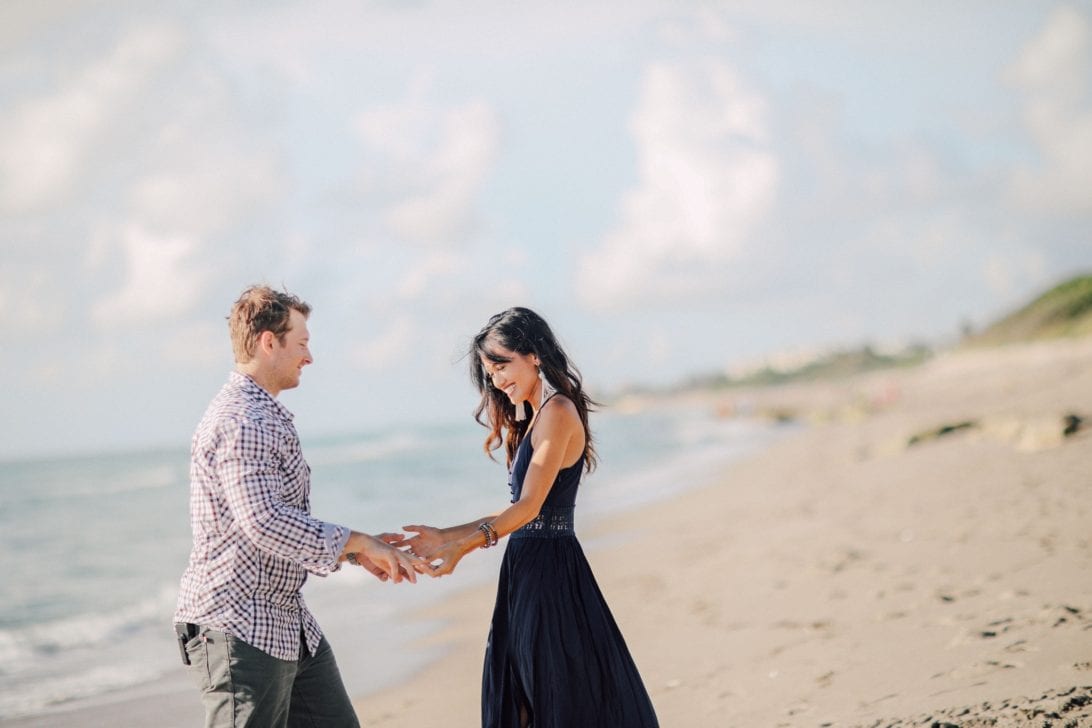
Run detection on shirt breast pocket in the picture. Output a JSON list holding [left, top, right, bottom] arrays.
[[277, 434, 311, 506]]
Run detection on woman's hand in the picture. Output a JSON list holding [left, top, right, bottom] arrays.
[[428, 539, 470, 577], [399, 524, 446, 560]]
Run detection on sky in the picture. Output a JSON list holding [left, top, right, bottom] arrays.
[[1, 1, 1090, 460]]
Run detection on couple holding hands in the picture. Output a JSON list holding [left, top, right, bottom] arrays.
[[173, 285, 658, 727]]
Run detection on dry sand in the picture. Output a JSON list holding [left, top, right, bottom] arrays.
[[354, 337, 1092, 727]]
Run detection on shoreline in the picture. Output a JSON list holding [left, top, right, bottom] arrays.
[[354, 337, 1092, 726]]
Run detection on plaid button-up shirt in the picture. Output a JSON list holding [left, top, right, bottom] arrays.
[[174, 371, 348, 660]]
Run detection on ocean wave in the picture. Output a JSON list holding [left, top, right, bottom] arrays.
[[0, 463, 180, 508], [0, 662, 161, 719], [0, 582, 180, 718], [69, 464, 179, 498], [0, 630, 27, 671], [0, 583, 176, 670]]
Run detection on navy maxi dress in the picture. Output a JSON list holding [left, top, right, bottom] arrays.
[[481, 423, 659, 727]]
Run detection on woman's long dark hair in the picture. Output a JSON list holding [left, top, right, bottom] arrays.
[[470, 307, 598, 472]]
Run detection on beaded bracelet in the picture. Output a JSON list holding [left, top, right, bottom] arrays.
[[478, 522, 498, 549]]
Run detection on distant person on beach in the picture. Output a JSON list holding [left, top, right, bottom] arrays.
[[173, 285, 433, 728], [394, 307, 659, 728]]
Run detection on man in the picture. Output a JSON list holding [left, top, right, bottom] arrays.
[[174, 285, 432, 727]]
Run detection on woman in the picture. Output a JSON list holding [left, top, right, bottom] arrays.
[[399, 307, 659, 728]]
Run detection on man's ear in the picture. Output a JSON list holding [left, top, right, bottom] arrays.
[[258, 330, 277, 355]]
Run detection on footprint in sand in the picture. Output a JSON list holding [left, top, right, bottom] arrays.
[[689, 597, 732, 628], [934, 659, 1023, 680], [951, 603, 1090, 647], [632, 573, 666, 598]]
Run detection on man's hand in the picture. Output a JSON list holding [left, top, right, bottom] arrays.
[[345, 532, 435, 583], [346, 551, 391, 581]]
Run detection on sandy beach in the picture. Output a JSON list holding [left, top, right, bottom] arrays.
[[354, 337, 1092, 727]]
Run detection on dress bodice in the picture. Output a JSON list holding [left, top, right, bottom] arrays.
[[507, 432, 584, 508]]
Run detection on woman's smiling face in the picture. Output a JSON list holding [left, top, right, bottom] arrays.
[[480, 344, 540, 406]]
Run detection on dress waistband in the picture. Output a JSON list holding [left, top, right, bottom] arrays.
[[510, 506, 575, 539]]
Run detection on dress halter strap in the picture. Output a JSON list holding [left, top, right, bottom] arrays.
[[525, 391, 561, 434]]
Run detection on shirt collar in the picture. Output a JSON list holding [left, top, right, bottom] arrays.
[[229, 370, 295, 422]]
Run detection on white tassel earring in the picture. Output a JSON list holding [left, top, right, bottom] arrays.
[[538, 366, 555, 409], [514, 399, 527, 422]]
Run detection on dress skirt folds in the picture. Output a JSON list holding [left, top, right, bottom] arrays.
[[481, 434, 658, 728]]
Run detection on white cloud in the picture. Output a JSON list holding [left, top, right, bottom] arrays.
[[127, 151, 282, 239], [351, 314, 416, 370], [578, 58, 778, 310], [0, 263, 65, 334], [1007, 5, 1092, 214], [355, 85, 500, 246], [396, 251, 465, 300], [90, 225, 208, 327], [209, 1, 663, 75], [160, 321, 226, 368], [0, 24, 184, 213]]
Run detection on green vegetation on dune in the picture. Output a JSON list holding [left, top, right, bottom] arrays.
[[966, 274, 1092, 346], [615, 273, 1092, 401]]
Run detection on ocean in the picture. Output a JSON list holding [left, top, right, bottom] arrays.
[[0, 403, 784, 722]]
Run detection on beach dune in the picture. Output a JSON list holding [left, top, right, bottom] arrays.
[[356, 337, 1092, 727]]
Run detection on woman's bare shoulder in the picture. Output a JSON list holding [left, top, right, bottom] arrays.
[[533, 394, 582, 441], [542, 392, 579, 418]]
